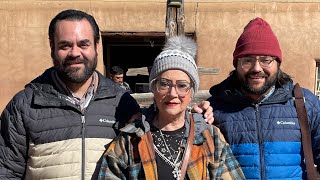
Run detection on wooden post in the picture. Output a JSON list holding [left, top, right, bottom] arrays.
[[165, 0, 184, 40]]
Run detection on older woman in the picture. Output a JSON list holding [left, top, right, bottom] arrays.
[[98, 36, 245, 180]]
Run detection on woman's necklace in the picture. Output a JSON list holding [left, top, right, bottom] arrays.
[[159, 129, 177, 160], [152, 115, 185, 180], [154, 129, 182, 179], [154, 144, 182, 179]]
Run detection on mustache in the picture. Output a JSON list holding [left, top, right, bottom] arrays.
[[63, 57, 86, 66], [245, 72, 267, 78]]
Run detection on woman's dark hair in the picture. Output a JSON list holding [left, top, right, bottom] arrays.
[[48, 9, 100, 45]]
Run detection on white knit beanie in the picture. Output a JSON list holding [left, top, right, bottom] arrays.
[[149, 35, 199, 93]]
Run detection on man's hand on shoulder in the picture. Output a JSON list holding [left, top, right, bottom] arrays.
[[191, 101, 214, 124]]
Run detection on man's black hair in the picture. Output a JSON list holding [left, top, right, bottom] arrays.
[[110, 66, 124, 75], [48, 9, 100, 45]]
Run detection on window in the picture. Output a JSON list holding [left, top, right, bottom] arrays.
[[101, 32, 165, 93], [101, 32, 195, 93], [315, 61, 320, 99]]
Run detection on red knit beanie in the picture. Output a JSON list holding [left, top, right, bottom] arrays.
[[233, 17, 282, 67]]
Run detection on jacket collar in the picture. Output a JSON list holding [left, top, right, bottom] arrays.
[[209, 75, 293, 105], [120, 105, 208, 145], [28, 67, 120, 107]]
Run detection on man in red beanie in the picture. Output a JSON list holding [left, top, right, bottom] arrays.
[[208, 17, 320, 179]]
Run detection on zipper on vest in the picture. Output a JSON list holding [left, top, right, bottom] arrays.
[[81, 115, 86, 180], [255, 104, 265, 180]]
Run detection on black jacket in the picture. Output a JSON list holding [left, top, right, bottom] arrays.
[[0, 67, 140, 179]]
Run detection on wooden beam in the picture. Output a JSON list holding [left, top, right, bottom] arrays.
[[165, 0, 184, 39], [198, 67, 220, 75], [177, 1, 185, 36]]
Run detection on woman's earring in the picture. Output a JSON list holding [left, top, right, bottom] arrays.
[[187, 103, 192, 113]]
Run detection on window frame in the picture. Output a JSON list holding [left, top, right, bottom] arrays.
[[314, 61, 320, 99]]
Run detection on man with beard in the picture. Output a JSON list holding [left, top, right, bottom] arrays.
[[0, 9, 140, 180], [0, 9, 213, 180], [208, 17, 320, 179]]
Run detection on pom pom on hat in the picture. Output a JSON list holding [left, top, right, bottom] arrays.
[[233, 17, 282, 67], [149, 36, 199, 93], [162, 35, 197, 59]]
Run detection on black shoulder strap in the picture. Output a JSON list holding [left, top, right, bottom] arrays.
[[293, 83, 320, 179]]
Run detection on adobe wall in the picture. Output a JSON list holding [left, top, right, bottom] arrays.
[[195, 2, 320, 93], [1, 0, 320, 111]]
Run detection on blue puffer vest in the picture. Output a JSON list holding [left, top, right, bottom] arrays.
[[208, 77, 320, 180]]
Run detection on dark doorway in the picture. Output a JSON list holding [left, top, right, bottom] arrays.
[[101, 32, 195, 93], [102, 32, 165, 93]]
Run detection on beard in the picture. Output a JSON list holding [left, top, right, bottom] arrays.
[[53, 53, 97, 84], [238, 70, 278, 95]]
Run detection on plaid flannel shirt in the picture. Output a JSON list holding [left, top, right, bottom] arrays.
[[98, 114, 245, 180]]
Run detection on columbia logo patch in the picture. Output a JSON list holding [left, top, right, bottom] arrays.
[[99, 119, 115, 124], [277, 121, 295, 125]]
